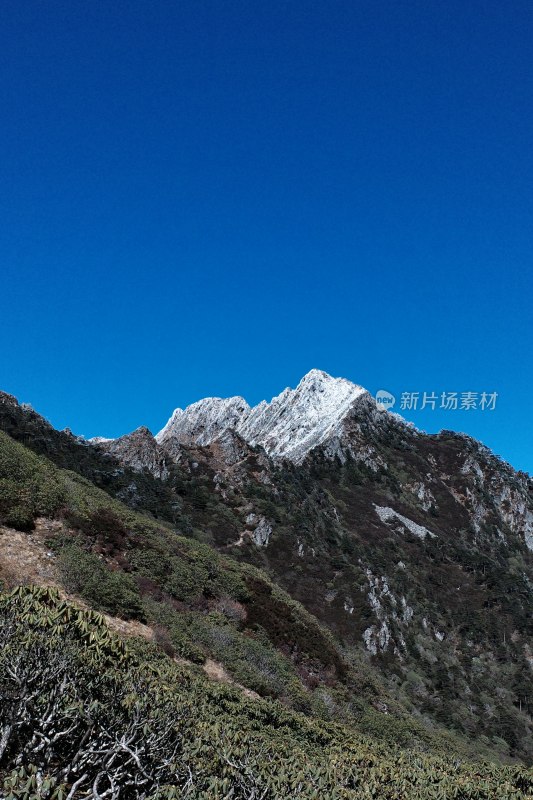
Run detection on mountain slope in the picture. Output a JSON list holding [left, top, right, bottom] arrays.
[[109, 370, 533, 760], [2, 372, 533, 764], [0, 427, 451, 752], [4, 586, 533, 799]]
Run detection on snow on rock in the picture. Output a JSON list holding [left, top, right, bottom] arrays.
[[374, 505, 436, 539], [237, 369, 367, 463], [157, 369, 369, 464], [157, 396, 251, 447]]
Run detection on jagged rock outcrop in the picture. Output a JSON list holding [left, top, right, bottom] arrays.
[[156, 369, 383, 464], [157, 396, 251, 448], [97, 426, 171, 481]]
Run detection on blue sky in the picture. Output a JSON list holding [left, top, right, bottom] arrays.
[[1, 1, 531, 472]]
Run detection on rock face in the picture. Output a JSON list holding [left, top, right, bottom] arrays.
[[100, 370, 533, 559], [156, 369, 369, 464], [98, 427, 170, 481]]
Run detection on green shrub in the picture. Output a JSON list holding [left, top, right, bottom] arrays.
[[2, 503, 35, 532], [59, 545, 145, 620]]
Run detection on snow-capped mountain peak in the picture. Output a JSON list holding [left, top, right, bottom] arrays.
[[237, 370, 367, 462], [156, 370, 369, 462], [156, 396, 251, 447]]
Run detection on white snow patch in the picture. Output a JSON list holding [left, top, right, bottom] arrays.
[[374, 505, 436, 539]]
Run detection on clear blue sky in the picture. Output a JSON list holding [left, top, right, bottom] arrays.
[[1, 1, 531, 472]]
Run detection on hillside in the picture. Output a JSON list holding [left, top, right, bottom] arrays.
[[0, 427, 473, 752], [1, 375, 533, 797], [3, 586, 533, 799]]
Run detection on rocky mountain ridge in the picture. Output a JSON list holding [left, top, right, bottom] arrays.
[[91, 370, 533, 559], [156, 369, 370, 464]]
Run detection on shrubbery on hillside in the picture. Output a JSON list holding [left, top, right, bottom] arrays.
[[59, 544, 146, 620], [0, 432, 65, 530], [2, 586, 533, 800]]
